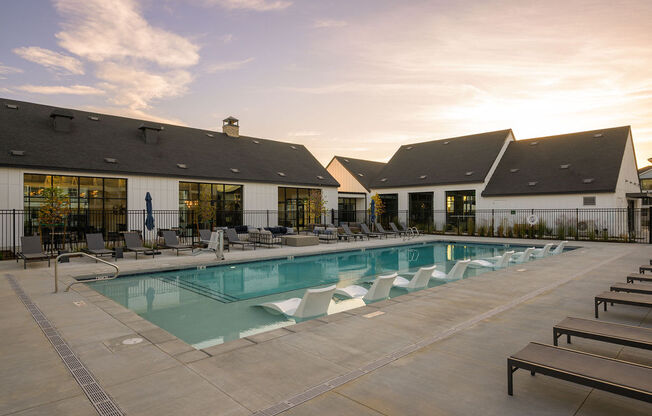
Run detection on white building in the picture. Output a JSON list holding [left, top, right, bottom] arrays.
[[366, 126, 641, 237], [325, 156, 386, 224], [0, 98, 339, 244]]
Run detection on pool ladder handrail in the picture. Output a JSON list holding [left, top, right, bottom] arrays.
[[403, 227, 419, 241], [54, 252, 120, 293]]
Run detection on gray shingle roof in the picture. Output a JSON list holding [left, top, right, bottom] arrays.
[[482, 126, 631, 196], [0, 98, 339, 187], [330, 156, 386, 191], [369, 130, 512, 189]]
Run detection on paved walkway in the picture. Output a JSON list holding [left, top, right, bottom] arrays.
[[1, 237, 651, 415]]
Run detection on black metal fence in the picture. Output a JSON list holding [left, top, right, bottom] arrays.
[[1, 207, 649, 259]]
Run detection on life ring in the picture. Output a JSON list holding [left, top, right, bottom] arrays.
[[526, 214, 539, 225]]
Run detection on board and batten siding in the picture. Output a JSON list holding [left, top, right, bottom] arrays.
[[326, 158, 369, 194]]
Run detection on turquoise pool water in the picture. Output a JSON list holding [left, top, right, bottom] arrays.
[[90, 241, 547, 348]]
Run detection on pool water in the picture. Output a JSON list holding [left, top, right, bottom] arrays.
[[90, 241, 545, 348]]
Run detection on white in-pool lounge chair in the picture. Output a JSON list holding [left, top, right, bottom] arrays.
[[531, 243, 554, 258], [334, 273, 397, 302], [393, 266, 436, 290], [258, 285, 336, 319], [469, 251, 515, 269], [510, 247, 535, 264], [551, 241, 568, 255], [431, 259, 471, 280]]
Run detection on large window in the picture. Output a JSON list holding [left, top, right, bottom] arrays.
[[338, 197, 357, 223], [379, 193, 398, 226], [445, 190, 476, 232], [179, 182, 243, 230], [23, 173, 127, 237], [278, 187, 322, 229], [409, 192, 433, 231]]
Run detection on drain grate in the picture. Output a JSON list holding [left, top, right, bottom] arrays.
[[6, 275, 125, 416]]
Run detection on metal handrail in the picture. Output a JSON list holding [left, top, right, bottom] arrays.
[[54, 252, 120, 293]]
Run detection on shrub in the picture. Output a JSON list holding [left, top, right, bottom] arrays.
[[466, 218, 475, 236]]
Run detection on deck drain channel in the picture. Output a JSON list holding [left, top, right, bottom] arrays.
[[254, 249, 629, 415], [6, 275, 124, 416]]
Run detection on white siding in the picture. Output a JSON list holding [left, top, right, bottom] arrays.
[[0, 167, 23, 210], [326, 158, 368, 194]]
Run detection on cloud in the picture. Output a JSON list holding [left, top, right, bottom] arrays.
[[201, 0, 291, 11], [313, 19, 347, 28], [288, 131, 322, 137], [13, 47, 83, 75], [205, 57, 254, 73], [53, 0, 199, 68], [219, 34, 235, 44], [96, 63, 192, 110], [16, 84, 105, 95], [0, 63, 23, 79]]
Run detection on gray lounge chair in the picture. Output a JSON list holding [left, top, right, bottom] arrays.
[[375, 223, 398, 238], [627, 273, 652, 283], [610, 282, 652, 295], [360, 223, 385, 239], [553, 317, 652, 350], [508, 342, 652, 402], [342, 224, 367, 241], [225, 228, 255, 250], [162, 230, 194, 255], [389, 222, 407, 236], [639, 265, 652, 274], [17, 236, 50, 269], [124, 232, 155, 259], [594, 291, 652, 318], [84, 233, 115, 260]]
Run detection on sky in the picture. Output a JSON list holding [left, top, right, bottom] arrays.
[[1, 0, 651, 168]]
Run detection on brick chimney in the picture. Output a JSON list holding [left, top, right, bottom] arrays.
[[223, 116, 239, 138]]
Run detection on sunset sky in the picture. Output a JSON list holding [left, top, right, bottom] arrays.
[[1, 0, 651, 168]]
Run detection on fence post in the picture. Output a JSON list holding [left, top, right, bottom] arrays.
[[491, 209, 495, 237], [266, 210, 269, 227], [12, 209, 16, 256], [331, 208, 335, 225], [649, 207, 651, 244], [575, 208, 579, 241], [142, 209, 146, 242]]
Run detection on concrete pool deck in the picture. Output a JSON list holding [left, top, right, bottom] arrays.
[[1, 236, 651, 415]]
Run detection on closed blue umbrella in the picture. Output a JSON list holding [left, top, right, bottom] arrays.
[[370, 200, 376, 224], [145, 192, 155, 231]]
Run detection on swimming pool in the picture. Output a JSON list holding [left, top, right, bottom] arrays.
[[90, 241, 551, 348]]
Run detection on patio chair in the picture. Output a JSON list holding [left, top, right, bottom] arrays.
[[196, 229, 212, 247], [393, 265, 436, 290], [225, 228, 255, 250], [627, 273, 652, 283], [552, 317, 652, 350], [258, 285, 336, 319], [375, 223, 398, 238], [17, 236, 50, 269], [342, 224, 367, 241], [551, 241, 568, 255], [123, 232, 155, 259], [507, 342, 652, 402], [639, 264, 652, 274], [469, 251, 514, 269], [319, 227, 338, 244], [84, 233, 115, 260], [531, 243, 553, 258], [594, 291, 652, 318], [360, 223, 385, 239], [248, 228, 261, 246], [334, 273, 397, 303], [161, 230, 194, 256], [389, 222, 407, 236], [259, 230, 282, 248], [510, 247, 535, 264], [431, 259, 471, 280]]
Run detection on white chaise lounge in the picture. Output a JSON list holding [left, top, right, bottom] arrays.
[[431, 259, 471, 280], [334, 273, 397, 303], [510, 247, 535, 264], [258, 285, 336, 319], [531, 243, 553, 258], [469, 251, 515, 269], [551, 241, 568, 255], [393, 266, 436, 290]]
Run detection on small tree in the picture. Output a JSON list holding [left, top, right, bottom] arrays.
[[191, 192, 214, 236], [307, 190, 328, 224], [38, 187, 71, 247]]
